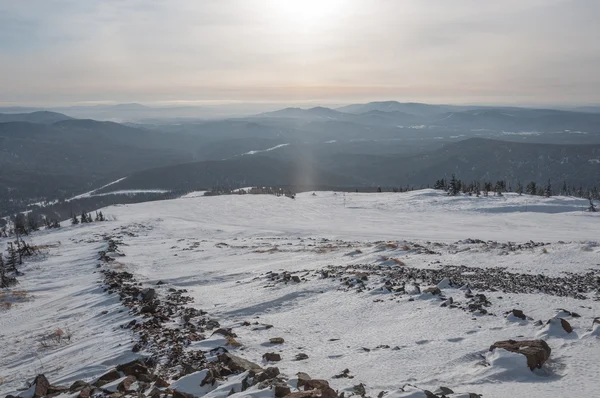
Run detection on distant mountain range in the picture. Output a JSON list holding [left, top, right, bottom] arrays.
[[2, 102, 600, 218]]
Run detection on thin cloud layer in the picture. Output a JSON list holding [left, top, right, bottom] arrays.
[[1, 0, 599, 105]]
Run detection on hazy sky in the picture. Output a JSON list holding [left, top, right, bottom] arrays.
[[1, 0, 599, 106]]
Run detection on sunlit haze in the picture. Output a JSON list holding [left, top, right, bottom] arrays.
[[1, 0, 599, 105]]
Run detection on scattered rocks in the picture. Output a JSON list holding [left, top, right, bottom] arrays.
[[489, 339, 551, 370]]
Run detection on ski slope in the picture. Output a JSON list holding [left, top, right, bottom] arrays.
[[1, 190, 599, 398]]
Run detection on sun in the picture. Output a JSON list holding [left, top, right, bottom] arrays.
[[273, 0, 345, 25]]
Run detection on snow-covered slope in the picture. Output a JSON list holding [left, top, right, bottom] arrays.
[[1, 190, 599, 398]]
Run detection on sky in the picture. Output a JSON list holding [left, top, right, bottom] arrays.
[[1, 0, 599, 106]]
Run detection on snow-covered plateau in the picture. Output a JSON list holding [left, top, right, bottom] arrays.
[[1, 190, 599, 398]]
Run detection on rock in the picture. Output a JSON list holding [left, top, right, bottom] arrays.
[[560, 318, 573, 333], [434, 386, 454, 395], [140, 305, 156, 314], [269, 337, 285, 344], [154, 377, 170, 388], [489, 339, 551, 370], [47, 385, 68, 395], [77, 386, 92, 398], [117, 376, 137, 393], [132, 343, 142, 352], [283, 392, 319, 398], [275, 385, 292, 397], [256, 367, 281, 382], [294, 353, 309, 361], [593, 317, 600, 326], [291, 276, 301, 283], [212, 328, 237, 338], [296, 372, 312, 388], [93, 369, 121, 387], [173, 390, 195, 398], [263, 352, 282, 362], [218, 353, 263, 372], [510, 309, 527, 320], [303, 380, 338, 398], [141, 288, 156, 302], [116, 359, 149, 377], [69, 380, 90, 392], [32, 374, 50, 398], [422, 286, 441, 295]]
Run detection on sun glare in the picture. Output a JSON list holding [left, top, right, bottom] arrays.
[[274, 0, 345, 25]]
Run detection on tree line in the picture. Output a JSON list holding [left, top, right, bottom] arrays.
[[433, 175, 597, 211]]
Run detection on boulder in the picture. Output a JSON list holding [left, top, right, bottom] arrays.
[[47, 385, 68, 395], [422, 287, 441, 295], [218, 353, 263, 373], [93, 369, 121, 387], [275, 385, 292, 397], [117, 376, 137, 393], [116, 359, 149, 377], [32, 375, 50, 398], [69, 380, 90, 392], [294, 353, 309, 361], [302, 380, 337, 398], [173, 390, 195, 398], [77, 386, 92, 398], [263, 352, 282, 362], [154, 377, 170, 388], [141, 288, 156, 303], [283, 392, 319, 398], [296, 372, 312, 388], [489, 339, 551, 370], [256, 367, 281, 382], [560, 318, 573, 333], [269, 337, 285, 344], [510, 309, 527, 320], [212, 328, 237, 338]]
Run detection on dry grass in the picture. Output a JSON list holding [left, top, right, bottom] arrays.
[[0, 290, 31, 311], [40, 328, 72, 348]]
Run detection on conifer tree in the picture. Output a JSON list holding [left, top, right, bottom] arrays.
[[589, 197, 597, 212], [526, 181, 537, 195], [545, 180, 552, 198], [448, 174, 459, 196], [516, 182, 523, 196], [71, 213, 79, 225]]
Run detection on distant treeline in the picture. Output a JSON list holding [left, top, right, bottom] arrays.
[[433, 175, 600, 200], [0, 191, 189, 234]]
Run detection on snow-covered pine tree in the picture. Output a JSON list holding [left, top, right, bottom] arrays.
[[545, 180, 552, 198], [448, 174, 459, 196], [526, 181, 537, 195]]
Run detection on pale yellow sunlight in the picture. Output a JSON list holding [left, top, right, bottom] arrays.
[[271, 0, 345, 26]]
